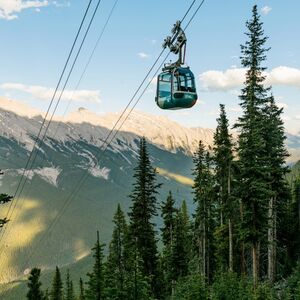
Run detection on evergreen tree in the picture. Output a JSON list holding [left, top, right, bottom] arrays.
[[86, 231, 105, 300], [26, 268, 44, 300], [50, 266, 63, 300], [160, 191, 177, 296], [192, 141, 215, 282], [79, 278, 85, 300], [213, 104, 234, 272], [122, 232, 153, 300], [128, 137, 161, 295], [172, 207, 189, 279], [234, 5, 271, 286], [105, 204, 127, 299], [0, 169, 13, 228], [262, 95, 289, 282], [65, 269, 75, 300]]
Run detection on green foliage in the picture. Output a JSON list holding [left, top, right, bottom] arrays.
[[79, 278, 85, 300], [26, 268, 45, 300], [192, 141, 216, 280], [213, 104, 235, 273], [282, 262, 300, 300], [65, 269, 75, 300], [0, 169, 13, 228], [173, 274, 208, 300], [85, 231, 105, 300], [128, 137, 161, 295], [211, 272, 252, 300], [160, 191, 177, 296], [104, 204, 127, 299], [50, 267, 63, 300]]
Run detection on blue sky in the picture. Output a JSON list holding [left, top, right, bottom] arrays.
[[0, 0, 299, 133]]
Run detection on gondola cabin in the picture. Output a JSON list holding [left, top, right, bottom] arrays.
[[155, 66, 198, 110]]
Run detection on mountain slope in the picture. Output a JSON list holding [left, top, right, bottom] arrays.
[[0, 103, 300, 288]]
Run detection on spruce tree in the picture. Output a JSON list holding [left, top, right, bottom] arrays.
[[0, 169, 13, 227], [213, 104, 234, 272], [65, 269, 75, 300], [234, 4, 271, 286], [50, 266, 63, 300], [160, 191, 177, 296], [86, 231, 105, 300], [79, 278, 85, 300], [26, 268, 44, 300], [128, 137, 161, 295], [172, 207, 189, 279], [192, 141, 215, 281], [262, 95, 289, 282], [105, 204, 127, 299]]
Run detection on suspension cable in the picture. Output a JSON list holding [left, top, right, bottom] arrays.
[[0, 0, 102, 252], [20, 0, 206, 270]]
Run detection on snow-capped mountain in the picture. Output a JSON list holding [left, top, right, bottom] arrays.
[[0, 98, 299, 284]]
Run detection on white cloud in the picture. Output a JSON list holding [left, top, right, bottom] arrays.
[[261, 6, 272, 15], [0, 0, 49, 20], [0, 83, 101, 103], [52, 1, 70, 7], [199, 66, 300, 92], [138, 52, 150, 59], [266, 66, 300, 87], [199, 68, 246, 91]]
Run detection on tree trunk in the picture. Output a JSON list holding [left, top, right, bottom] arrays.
[[240, 200, 246, 275], [268, 196, 276, 283], [229, 218, 233, 272], [203, 223, 206, 278], [228, 165, 233, 272], [252, 242, 259, 288]]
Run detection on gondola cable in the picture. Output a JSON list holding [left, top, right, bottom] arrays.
[[0, 0, 120, 268], [20, 0, 206, 270], [0, 0, 102, 253]]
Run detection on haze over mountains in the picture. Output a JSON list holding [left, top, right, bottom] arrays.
[[0, 97, 299, 284]]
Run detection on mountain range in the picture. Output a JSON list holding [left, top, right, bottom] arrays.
[[0, 98, 299, 297]]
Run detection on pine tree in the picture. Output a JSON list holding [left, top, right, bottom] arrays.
[[50, 266, 63, 300], [79, 278, 85, 300], [262, 95, 289, 282], [65, 269, 75, 300], [171, 206, 189, 279], [105, 204, 127, 299], [213, 104, 234, 272], [86, 231, 105, 300], [160, 191, 177, 296], [234, 5, 271, 286], [122, 232, 153, 300], [192, 141, 215, 282], [26, 268, 44, 300], [0, 169, 13, 228], [128, 137, 161, 295]]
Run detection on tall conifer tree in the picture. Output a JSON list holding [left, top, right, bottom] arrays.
[[192, 141, 215, 281], [65, 269, 75, 300], [160, 191, 177, 296], [50, 267, 63, 300], [213, 104, 234, 272], [235, 5, 271, 286], [263, 95, 289, 282], [128, 137, 161, 295], [86, 231, 105, 300], [26, 268, 44, 300], [105, 204, 127, 299]]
